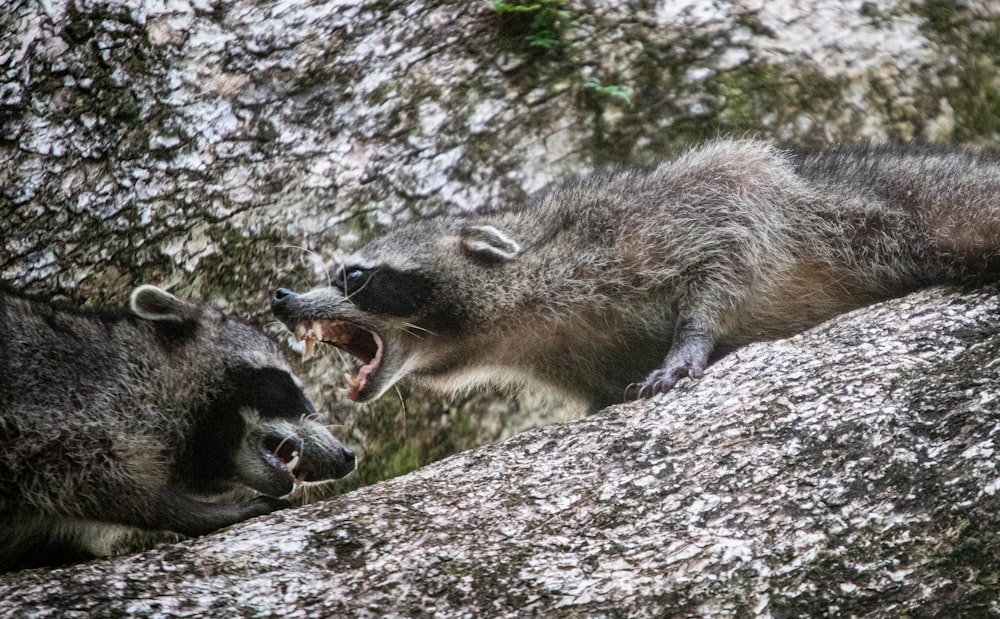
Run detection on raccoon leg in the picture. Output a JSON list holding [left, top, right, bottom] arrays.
[[144, 489, 290, 537], [636, 320, 716, 397]]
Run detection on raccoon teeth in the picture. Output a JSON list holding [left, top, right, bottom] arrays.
[[296, 322, 327, 362], [285, 451, 300, 474], [346, 374, 360, 390]]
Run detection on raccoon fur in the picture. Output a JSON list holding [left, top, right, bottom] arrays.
[[271, 139, 1000, 413], [0, 285, 356, 571]]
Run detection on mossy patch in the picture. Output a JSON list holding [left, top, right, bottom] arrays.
[[916, 2, 1000, 142], [330, 391, 505, 496], [491, 0, 573, 61]]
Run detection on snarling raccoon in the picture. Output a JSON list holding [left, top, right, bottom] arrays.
[[271, 139, 1000, 413], [0, 285, 356, 571]]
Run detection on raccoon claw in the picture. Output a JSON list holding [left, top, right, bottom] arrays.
[[634, 363, 704, 399], [632, 334, 713, 399]]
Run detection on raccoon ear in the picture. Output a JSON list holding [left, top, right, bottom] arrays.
[[130, 285, 193, 322], [460, 225, 521, 261]]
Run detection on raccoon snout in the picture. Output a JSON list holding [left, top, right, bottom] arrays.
[[328, 442, 357, 479], [271, 287, 298, 309], [271, 288, 301, 325]]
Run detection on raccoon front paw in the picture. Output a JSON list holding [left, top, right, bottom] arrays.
[[632, 334, 714, 399]]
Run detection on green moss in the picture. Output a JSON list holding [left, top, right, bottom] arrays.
[[44, 3, 164, 152], [330, 392, 491, 496], [488, 0, 644, 162], [329, 397, 422, 494], [369, 82, 395, 106], [717, 63, 840, 133], [919, 0, 968, 37], [914, 4, 1000, 142], [946, 48, 1000, 142], [291, 66, 335, 97], [491, 0, 572, 60], [923, 513, 1000, 614], [583, 51, 848, 165], [190, 223, 289, 309]]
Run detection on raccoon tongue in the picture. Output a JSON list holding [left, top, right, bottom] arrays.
[[348, 331, 384, 401]]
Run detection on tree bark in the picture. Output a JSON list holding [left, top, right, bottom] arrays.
[[3, 1, 1000, 611], [4, 0, 1000, 463], [1, 286, 999, 617]]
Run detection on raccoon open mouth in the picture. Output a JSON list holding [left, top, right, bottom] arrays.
[[261, 435, 310, 484], [295, 320, 383, 401]]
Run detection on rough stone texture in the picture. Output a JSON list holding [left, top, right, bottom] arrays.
[[1, 285, 999, 617]]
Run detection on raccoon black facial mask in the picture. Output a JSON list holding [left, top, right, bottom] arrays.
[[0, 285, 356, 571], [269, 224, 515, 404]]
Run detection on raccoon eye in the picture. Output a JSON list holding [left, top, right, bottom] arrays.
[[336, 266, 371, 295], [346, 269, 365, 283]]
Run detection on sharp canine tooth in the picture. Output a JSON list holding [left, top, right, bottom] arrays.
[[285, 451, 300, 474], [304, 338, 316, 360], [313, 324, 324, 341]]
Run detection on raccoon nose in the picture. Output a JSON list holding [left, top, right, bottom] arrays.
[[271, 288, 297, 308], [271, 288, 300, 321], [341, 444, 357, 472]]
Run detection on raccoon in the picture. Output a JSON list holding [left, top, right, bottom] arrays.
[[0, 285, 356, 571], [271, 139, 1000, 413]]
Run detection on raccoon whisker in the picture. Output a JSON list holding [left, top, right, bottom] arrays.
[[401, 322, 438, 337], [400, 327, 425, 340], [342, 275, 374, 303], [277, 243, 322, 260], [393, 384, 407, 434], [332, 347, 354, 367], [278, 244, 338, 288], [271, 434, 294, 455]]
